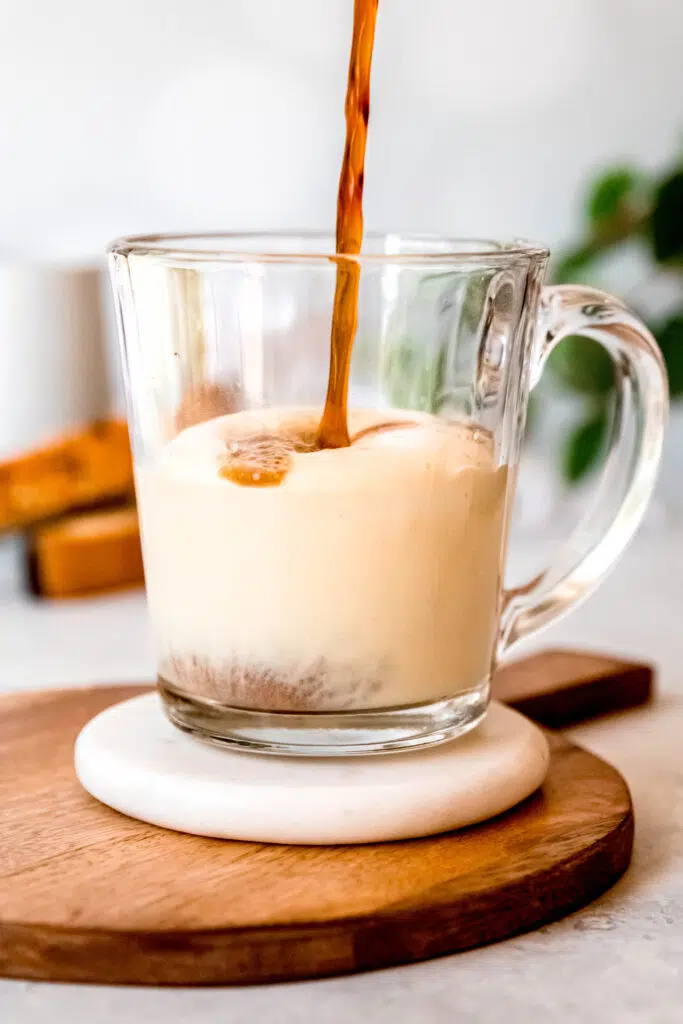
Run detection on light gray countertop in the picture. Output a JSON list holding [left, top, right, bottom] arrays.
[[1, 529, 682, 1023]]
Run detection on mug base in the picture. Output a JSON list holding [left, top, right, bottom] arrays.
[[158, 679, 490, 757]]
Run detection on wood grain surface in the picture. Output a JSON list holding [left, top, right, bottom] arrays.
[[0, 670, 634, 986], [493, 649, 653, 727]]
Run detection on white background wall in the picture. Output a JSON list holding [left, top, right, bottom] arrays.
[[2, 0, 683, 259]]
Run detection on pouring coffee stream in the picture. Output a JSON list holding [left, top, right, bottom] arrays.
[[220, 0, 380, 485], [316, 0, 379, 450]]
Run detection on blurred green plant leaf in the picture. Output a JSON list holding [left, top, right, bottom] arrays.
[[382, 339, 418, 408], [382, 338, 446, 412], [587, 168, 639, 228], [553, 244, 600, 284], [432, 342, 448, 409], [555, 167, 649, 286], [459, 271, 493, 333], [651, 170, 683, 261], [656, 313, 683, 397], [542, 145, 683, 484], [525, 392, 539, 439], [563, 406, 609, 483], [548, 335, 614, 395]]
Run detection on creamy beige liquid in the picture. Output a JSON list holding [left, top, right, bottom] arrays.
[[137, 408, 510, 712]]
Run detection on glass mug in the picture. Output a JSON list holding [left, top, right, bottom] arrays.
[[109, 233, 667, 756]]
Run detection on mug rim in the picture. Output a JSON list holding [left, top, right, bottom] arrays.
[[108, 230, 550, 266]]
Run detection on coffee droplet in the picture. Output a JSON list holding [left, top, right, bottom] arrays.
[[219, 435, 291, 487], [218, 429, 317, 487]]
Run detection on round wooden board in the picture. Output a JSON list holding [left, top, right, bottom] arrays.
[[0, 685, 633, 987]]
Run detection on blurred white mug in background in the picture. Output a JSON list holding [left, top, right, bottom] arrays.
[[0, 259, 110, 459]]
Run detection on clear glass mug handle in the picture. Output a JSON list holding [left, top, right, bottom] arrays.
[[499, 284, 668, 654]]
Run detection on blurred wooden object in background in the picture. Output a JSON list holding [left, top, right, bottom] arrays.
[[493, 649, 653, 727], [28, 505, 144, 599], [0, 419, 133, 533]]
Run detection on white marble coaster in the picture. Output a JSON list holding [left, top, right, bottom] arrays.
[[74, 694, 550, 845]]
